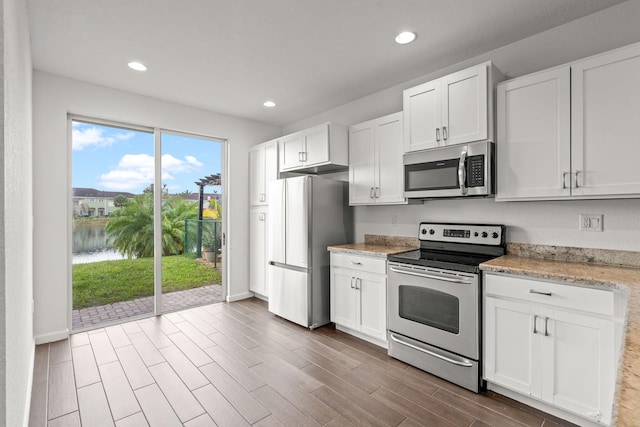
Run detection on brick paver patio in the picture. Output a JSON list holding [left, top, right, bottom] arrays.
[[72, 284, 224, 330]]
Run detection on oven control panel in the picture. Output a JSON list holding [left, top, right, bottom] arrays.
[[419, 223, 503, 245]]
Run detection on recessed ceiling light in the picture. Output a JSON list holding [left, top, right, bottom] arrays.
[[127, 61, 148, 71], [263, 101, 276, 108], [395, 31, 417, 45]]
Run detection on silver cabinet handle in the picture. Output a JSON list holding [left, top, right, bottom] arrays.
[[302, 151, 307, 162], [350, 277, 355, 289], [389, 266, 471, 284], [561, 172, 568, 189], [529, 289, 552, 296], [573, 170, 581, 188], [369, 187, 375, 199], [349, 261, 362, 265], [435, 128, 440, 143], [389, 333, 473, 367], [533, 314, 539, 334], [442, 126, 448, 141], [458, 150, 467, 195], [355, 278, 361, 290], [298, 152, 303, 162], [374, 187, 379, 198], [544, 317, 550, 337]]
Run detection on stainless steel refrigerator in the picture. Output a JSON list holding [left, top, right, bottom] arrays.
[[267, 175, 352, 329]]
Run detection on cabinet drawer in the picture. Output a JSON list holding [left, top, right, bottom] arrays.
[[485, 273, 614, 316], [331, 253, 386, 275]]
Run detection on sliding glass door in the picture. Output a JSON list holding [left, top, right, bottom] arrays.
[[70, 117, 225, 330], [160, 131, 224, 313]]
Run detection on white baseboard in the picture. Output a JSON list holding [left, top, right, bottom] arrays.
[[35, 329, 69, 345], [251, 292, 268, 302], [22, 339, 35, 427], [487, 382, 604, 427], [335, 324, 388, 349], [226, 292, 254, 302]]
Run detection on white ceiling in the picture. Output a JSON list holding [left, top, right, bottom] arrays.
[[27, 0, 626, 127]]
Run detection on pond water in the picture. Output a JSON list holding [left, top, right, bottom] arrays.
[[73, 221, 127, 264]]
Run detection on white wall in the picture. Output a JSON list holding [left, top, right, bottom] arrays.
[[32, 72, 281, 342], [283, 1, 640, 252], [3, 0, 35, 425]]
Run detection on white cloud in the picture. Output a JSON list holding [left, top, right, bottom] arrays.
[[72, 126, 135, 151], [97, 153, 204, 192]]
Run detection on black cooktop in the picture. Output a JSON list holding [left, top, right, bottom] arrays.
[[388, 222, 507, 274], [388, 249, 500, 274]]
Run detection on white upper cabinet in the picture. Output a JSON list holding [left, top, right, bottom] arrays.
[[571, 43, 640, 197], [349, 112, 406, 205], [496, 67, 571, 200], [279, 122, 348, 173], [497, 42, 640, 200], [442, 64, 488, 146], [249, 139, 278, 206], [404, 80, 441, 152], [404, 62, 502, 153]]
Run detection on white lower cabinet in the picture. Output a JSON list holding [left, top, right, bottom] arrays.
[[330, 253, 387, 346], [484, 273, 616, 426], [249, 207, 268, 297]]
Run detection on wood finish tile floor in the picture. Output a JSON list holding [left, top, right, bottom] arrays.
[[30, 298, 577, 427]]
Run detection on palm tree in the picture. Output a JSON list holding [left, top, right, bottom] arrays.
[[106, 193, 198, 258], [160, 196, 199, 255]]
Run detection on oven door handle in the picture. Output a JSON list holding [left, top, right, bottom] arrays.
[[389, 266, 471, 284], [389, 333, 473, 367]]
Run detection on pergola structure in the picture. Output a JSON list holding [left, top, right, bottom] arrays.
[[194, 173, 221, 257]]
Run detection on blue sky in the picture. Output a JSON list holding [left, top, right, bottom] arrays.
[[72, 121, 222, 195]]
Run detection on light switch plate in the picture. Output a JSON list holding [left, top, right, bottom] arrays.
[[579, 214, 603, 232]]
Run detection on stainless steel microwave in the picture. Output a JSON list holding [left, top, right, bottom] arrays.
[[403, 141, 494, 198]]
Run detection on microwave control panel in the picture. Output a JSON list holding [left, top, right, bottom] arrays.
[[467, 155, 484, 187]]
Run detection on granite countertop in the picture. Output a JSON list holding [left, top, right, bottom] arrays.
[[328, 242, 415, 258], [480, 246, 640, 427], [327, 234, 418, 258]]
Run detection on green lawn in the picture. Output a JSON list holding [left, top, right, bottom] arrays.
[[72, 254, 221, 309]]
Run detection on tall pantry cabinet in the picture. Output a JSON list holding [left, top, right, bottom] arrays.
[[249, 139, 278, 298]]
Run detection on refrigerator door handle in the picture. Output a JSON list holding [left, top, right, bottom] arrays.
[[269, 261, 310, 274]]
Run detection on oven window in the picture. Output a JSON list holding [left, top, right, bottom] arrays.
[[405, 158, 459, 191], [399, 285, 459, 334]]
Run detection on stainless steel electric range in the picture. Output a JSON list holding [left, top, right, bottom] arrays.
[[387, 222, 506, 392]]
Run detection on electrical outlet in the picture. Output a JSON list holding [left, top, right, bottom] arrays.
[[579, 214, 603, 232], [390, 215, 398, 227]]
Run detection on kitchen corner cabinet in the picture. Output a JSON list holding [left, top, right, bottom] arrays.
[[349, 112, 406, 205], [403, 61, 503, 153], [279, 122, 348, 173], [484, 273, 616, 426], [330, 253, 387, 346], [249, 206, 268, 297], [249, 139, 278, 206], [496, 42, 640, 200]]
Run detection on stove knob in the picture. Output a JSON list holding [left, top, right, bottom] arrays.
[[492, 232, 499, 239], [481, 232, 488, 238], [474, 232, 479, 237], [421, 228, 427, 235], [429, 229, 435, 235]]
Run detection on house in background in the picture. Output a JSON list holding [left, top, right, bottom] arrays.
[[3, 0, 640, 426], [72, 188, 134, 217]]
